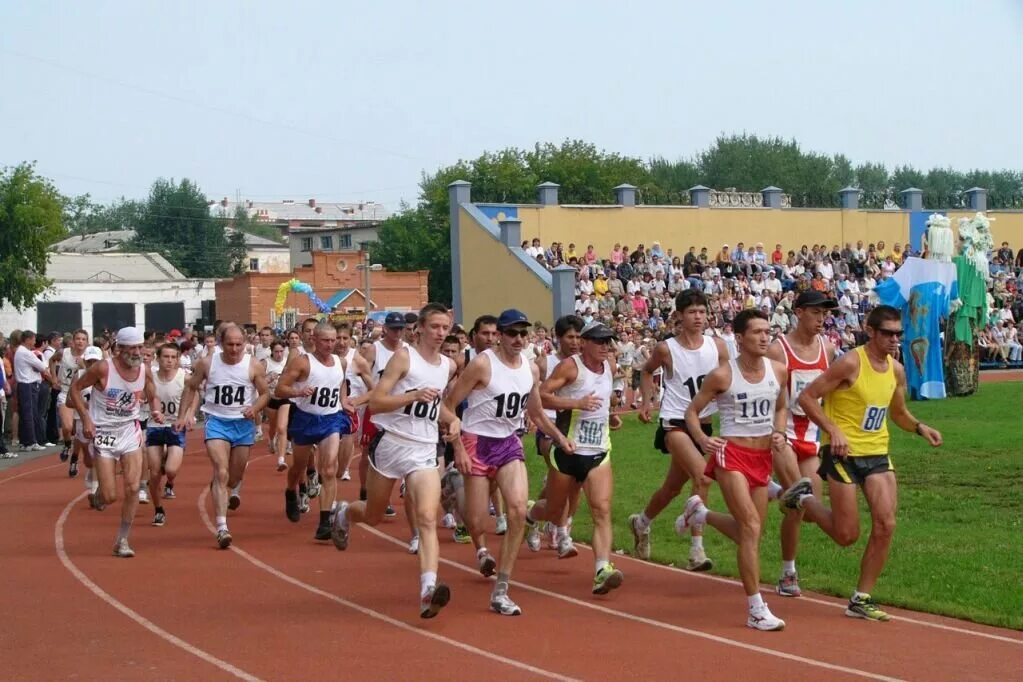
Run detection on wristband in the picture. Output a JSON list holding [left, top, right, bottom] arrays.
[[914, 422, 925, 436]]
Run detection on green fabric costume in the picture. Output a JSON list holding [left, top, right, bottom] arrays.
[[944, 255, 988, 396]]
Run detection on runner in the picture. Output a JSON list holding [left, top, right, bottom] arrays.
[[766, 290, 837, 597], [275, 321, 351, 539], [175, 323, 270, 549], [68, 327, 162, 558], [145, 343, 195, 527], [74, 346, 103, 505], [335, 322, 374, 484], [53, 329, 88, 470], [530, 321, 625, 596], [254, 326, 274, 362], [678, 308, 789, 630], [444, 309, 573, 615], [262, 340, 289, 471], [332, 303, 460, 619], [782, 304, 942, 621], [137, 344, 156, 505], [633, 290, 728, 570]]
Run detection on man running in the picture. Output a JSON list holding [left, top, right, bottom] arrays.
[[530, 322, 624, 596], [633, 290, 727, 570], [69, 327, 162, 558], [275, 321, 351, 539], [176, 323, 270, 549], [53, 329, 88, 470], [333, 303, 460, 619], [444, 309, 572, 615], [782, 304, 942, 621], [678, 309, 789, 631], [74, 346, 103, 505], [145, 343, 195, 527], [336, 322, 374, 483], [766, 290, 837, 597]]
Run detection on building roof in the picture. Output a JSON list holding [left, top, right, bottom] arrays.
[[46, 252, 188, 282], [212, 200, 390, 224], [325, 288, 375, 310], [52, 230, 135, 253]]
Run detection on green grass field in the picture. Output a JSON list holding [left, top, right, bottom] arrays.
[[522, 381, 1023, 630]]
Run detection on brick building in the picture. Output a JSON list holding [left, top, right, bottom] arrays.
[[215, 250, 428, 327]]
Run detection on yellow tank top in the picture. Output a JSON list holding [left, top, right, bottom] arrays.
[[822, 346, 897, 456]]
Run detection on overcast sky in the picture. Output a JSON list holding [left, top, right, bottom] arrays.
[[2, 0, 1021, 210]]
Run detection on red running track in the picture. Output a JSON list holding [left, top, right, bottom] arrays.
[[2, 437, 1020, 681]]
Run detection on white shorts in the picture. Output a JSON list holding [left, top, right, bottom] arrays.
[[92, 422, 144, 460], [369, 430, 438, 481], [57, 390, 70, 408]]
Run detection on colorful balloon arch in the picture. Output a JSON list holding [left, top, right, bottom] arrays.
[[274, 278, 331, 315]]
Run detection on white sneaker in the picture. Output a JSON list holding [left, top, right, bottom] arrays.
[[675, 495, 707, 534], [747, 603, 786, 631], [42, 442, 57, 448], [112, 538, 135, 558], [30, 444, 46, 451], [628, 513, 652, 560], [440, 513, 456, 529], [276, 456, 287, 472], [490, 592, 522, 616], [138, 488, 150, 504], [495, 514, 508, 535], [407, 534, 420, 555], [557, 535, 578, 559], [341, 469, 351, 481]]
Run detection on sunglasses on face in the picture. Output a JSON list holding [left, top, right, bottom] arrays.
[[877, 328, 904, 339], [502, 328, 529, 338]]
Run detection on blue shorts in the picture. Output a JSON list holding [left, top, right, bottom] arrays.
[[146, 427, 186, 448], [204, 415, 256, 447], [288, 409, 351, 446]]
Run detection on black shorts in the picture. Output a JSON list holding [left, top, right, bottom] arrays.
[[552, 448, 609, 483], [654, 419, 712, 455], [630, 370, 641, 390], [818, 446, 894, 486], [268, 397, 291, 410]]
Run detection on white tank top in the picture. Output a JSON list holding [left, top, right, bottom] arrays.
[[344, 348, 367, 399], [372, 340, 405, 379], [263, 356, 286, 393], [254, 344, 272, 362], [58, 348, 81, 392], [89, 361, 145, 429], [542, 354, 560, 420], [660, 336, 719, 420], [717, 357, 780, 438], [202, 353, 255, 419], [73, 367, 90, 421], [293, 353, 345, 416], [463, 349, 534, 438], [150, 368, 186, 428], [554, 355, 612, 456], [371, 346, 452, 444]]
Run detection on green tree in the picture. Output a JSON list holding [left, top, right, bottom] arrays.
[[368, 204, 450, 304], [0, 163, 65, 310], [227, 227, 248, 275], [133, 178, 230, 278], [62, 194, 144, 237]]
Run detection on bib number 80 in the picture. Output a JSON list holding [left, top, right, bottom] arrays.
[[861, 406, 887, 432]]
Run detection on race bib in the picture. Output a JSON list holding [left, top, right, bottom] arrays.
[[861, 405, 887, 432], [734, 395, 773, 425], [573, 419, 607, 448], [789, 369, 821, 416]]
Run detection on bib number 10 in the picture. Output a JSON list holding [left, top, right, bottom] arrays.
[[861, 406, 887, 432]]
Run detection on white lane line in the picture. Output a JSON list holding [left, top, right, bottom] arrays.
[[574, 541, 1023, 646], [196, 489, 576, 682], [0, 461, 64, 485], [362, 525, 903, 682], [55, 492, 262, 681]]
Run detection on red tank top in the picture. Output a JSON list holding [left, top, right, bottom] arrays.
[[779, 335, 828, 447]]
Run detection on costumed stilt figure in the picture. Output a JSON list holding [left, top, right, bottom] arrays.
[[944, 212, 994, 396], [875, 214, 958, 399]]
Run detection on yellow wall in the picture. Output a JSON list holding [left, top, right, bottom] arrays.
[[459, 206, 552, 326], [515, 205, 1023, 256]]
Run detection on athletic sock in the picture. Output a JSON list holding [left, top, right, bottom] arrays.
[[691, 535, 704, 550], [767, 480, 783, 500], [798, 493, 814, 506], [331, 500, 338, 512], [476, 547, 488, 558], [595, 559, 609, 574], [420, 571, 437, 598], [782, 560, 796, 575], [556, 525, 569, 540], [493, 573, 510, 596], [748, 592, 765, 610], [636, 512, 652, 530], [319, 511, 330, 525], [216, 515, 228, 532]]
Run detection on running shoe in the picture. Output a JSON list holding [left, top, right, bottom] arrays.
[[0, 451, 16, 459], [163, 485, 176, 500], [747, 603, 786, 631], [384, 505, 396, 518], [495, 514, 508, 535], [152, 510, 166, 527], [592, 564, 624, 595], [276, 456, 287, 472], [777, 571, 802, 597], [441, 513, 456, 529], [490, 592, 522, 616], [686, 547, 714, 572], [285, 490, 301, 522], [306, 471, 320, 498], [30, 444, 46, 451], [407, 534, 420, 554], [216, 529, 233, 549], [780, 477, 813, 511], [557, 535, 578, 560], [674, 495, 707, 534], [138, 487, 150, 505], [299, 492, 310, 514], [88, 492, 105, 511], [59, 443, 70, 462], [228, 490, 241, 511], [453, 525, 471, 544], [341, 469, 351, 481], [315, 520, 333, 541], [399, 481, 406, 498], [477, 551, 497, 577], [420, 583, 451, 619], [846, 594, 891, 622], [68, 458, 79, 478], [112, 539, 135, 558], [331, 502, 350, 550], [545, 523, 558, 550], [628, 513, 651, 560], [525, 502, 541, 552], [42, 442, 57, 448]]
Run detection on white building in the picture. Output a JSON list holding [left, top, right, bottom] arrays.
[[0, 252, 217, 337]]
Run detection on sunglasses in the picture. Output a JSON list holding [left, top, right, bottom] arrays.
[[502, 328, 529, 338], [877, 328, 904, 339]]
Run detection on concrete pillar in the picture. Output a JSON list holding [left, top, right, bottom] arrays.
[[900, 187, 923, 211], [448, 180, 471, 323], [761, 186, 783, 209], [551, 265, 576, 322], [839, 186, 860, 210], [688, 185, 711, 207], [965, 187, 987, 212], [134, 303, 146, 330], [537, 181, 560, 206], [499, 217, 522, 249], [614, 184, 637, 207]]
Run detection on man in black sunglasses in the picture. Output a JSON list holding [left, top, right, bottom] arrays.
[[782, 305, 942, 622]]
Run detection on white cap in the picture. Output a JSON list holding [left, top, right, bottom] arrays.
[[83, 346, 103, 361], [115, 327, 144, 346]]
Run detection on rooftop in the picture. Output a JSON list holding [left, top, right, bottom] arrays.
[[51, 227, 286, 252], [47, 252, 188, 282], [211, 199, 390, 224]]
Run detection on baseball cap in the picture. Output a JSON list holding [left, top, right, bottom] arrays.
[[167, 328, 182, 339], [384, 312, 406, 329], [115, 326, 144, 345], [497, 309, 530, 329], [83, 346, 103, 361], [795, 291, 838, 309], [580, 321, 617, 341]]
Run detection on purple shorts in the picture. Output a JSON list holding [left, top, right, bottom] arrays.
[[469, 433, 524, 479]]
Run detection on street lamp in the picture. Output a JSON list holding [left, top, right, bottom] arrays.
[[356, 253, 383, 317]]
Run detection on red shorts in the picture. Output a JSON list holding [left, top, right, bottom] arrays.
[[360, 409, 379, 447], [705, 441, 772, 489], [790, 439, 819, 462]]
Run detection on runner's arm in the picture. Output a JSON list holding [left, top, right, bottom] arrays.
[[771, 362, 788, 447], [367, 349, 425, 413], [144, 366, 163, 424], [248, 360, 271, 415], [684, 365, 728, 451], [798, 351, 858, 456], [539, 358, 587, 411], [639, 342, 668, 419], [442, 354, 486, 414], [525, 363, 571, 451], [274, 357, 311, 400], [176, 358, 209, 424]]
